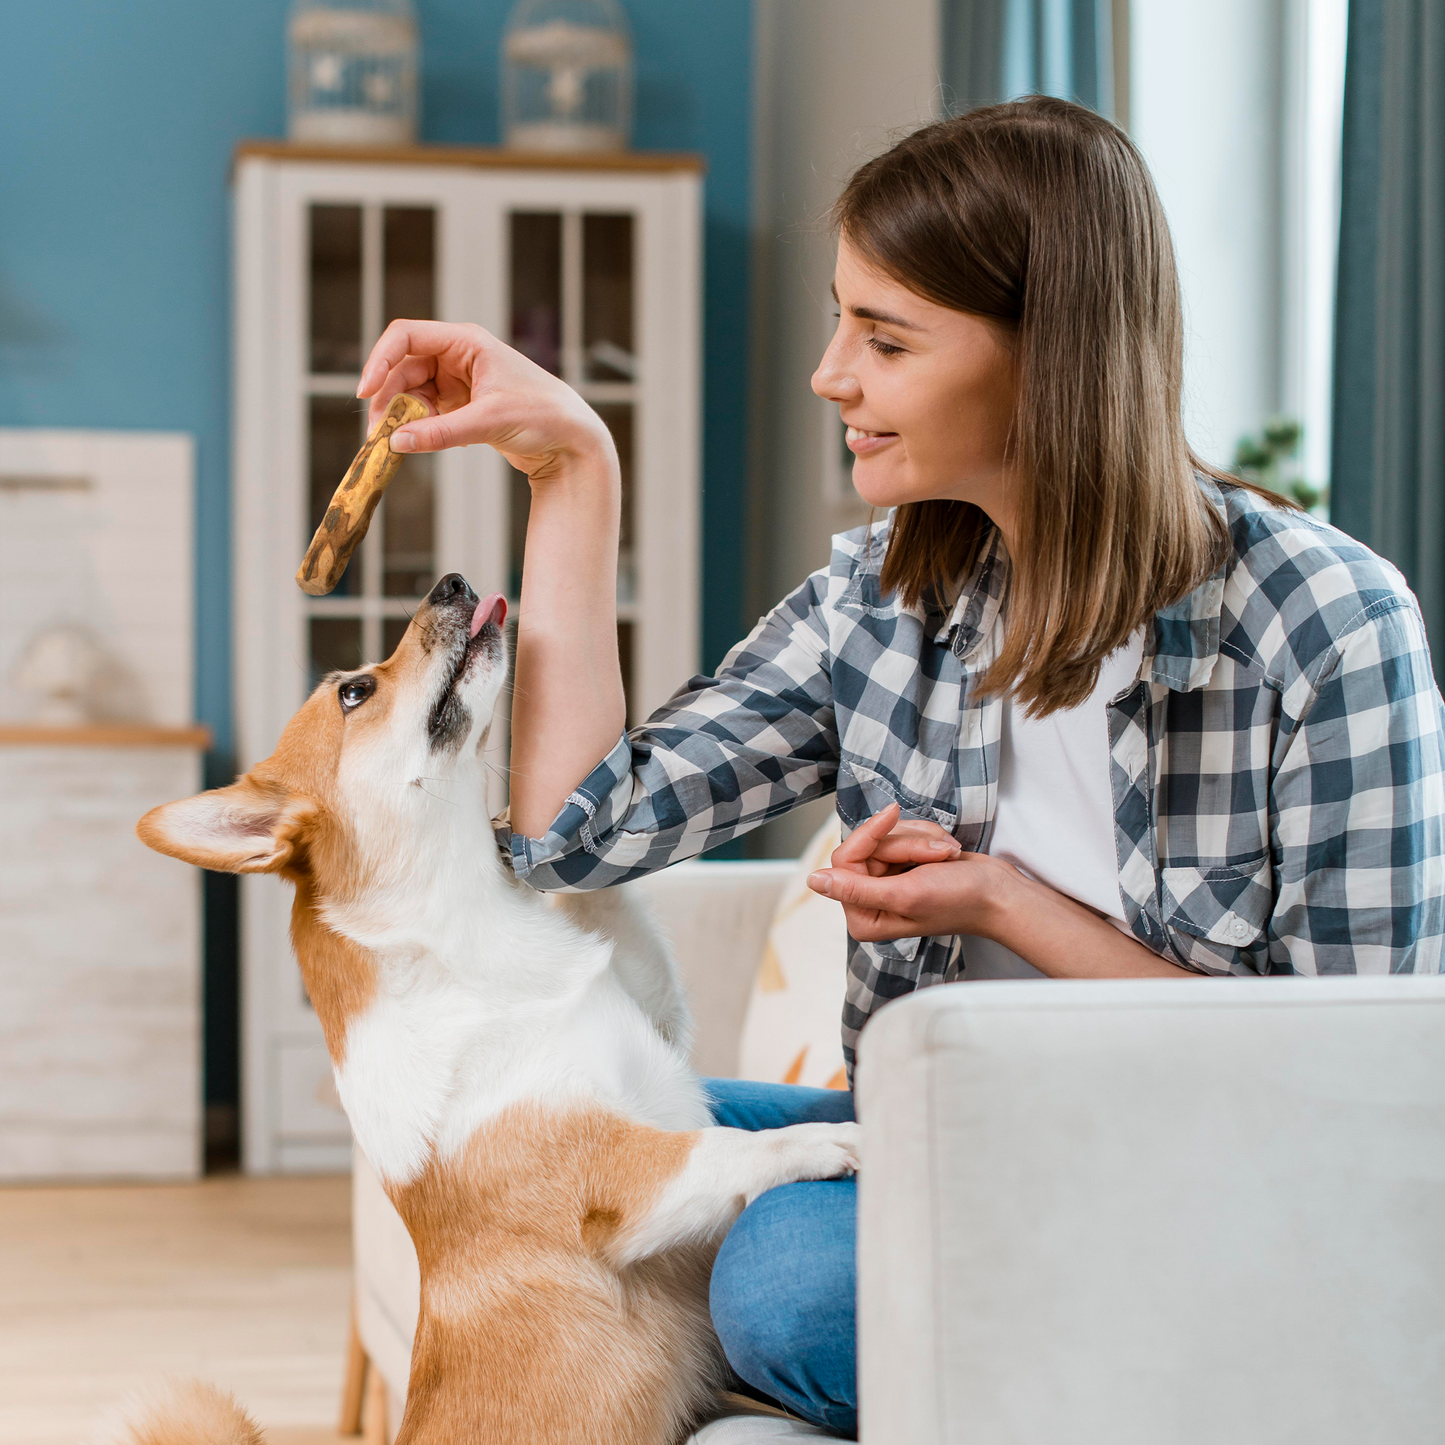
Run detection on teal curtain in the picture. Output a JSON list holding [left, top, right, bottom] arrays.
[[1332, 0, 1445, 680], [942, 0, 1114, 117]]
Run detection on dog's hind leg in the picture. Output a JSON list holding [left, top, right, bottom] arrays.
[[607, 1122, 861, 1268], [554, 887, 693, 1053]]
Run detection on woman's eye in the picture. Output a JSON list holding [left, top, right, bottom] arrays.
[[867, 336, 905, 357], [338, 677, 375, 711]]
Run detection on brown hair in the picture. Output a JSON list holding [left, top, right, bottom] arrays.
[[835, 96, 1236, 714]]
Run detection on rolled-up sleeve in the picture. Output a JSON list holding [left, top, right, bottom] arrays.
[[1270, 596, 1445, 973], [507, 569, 841, 890]]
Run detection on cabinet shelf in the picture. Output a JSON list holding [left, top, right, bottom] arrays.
[[0, 724, 211, 748]]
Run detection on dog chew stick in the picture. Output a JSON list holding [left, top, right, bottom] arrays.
[[296, 392, 431, 596]]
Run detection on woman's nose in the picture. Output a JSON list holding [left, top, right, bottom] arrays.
[[811, 330, 859, 404]]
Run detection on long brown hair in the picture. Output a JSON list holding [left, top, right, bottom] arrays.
[[835, 96, 1232, 714]]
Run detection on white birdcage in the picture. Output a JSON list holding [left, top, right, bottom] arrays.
[[502, 0, 634, 153], [288, 0, 419, 146]]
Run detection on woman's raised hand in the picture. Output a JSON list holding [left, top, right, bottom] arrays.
[[356, 319, 614, 483], [363, 322, 629, 839]]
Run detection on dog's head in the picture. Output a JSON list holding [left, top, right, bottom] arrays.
[[138, 574, 508, 886]]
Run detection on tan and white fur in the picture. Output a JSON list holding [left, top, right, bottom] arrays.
[[134, 574, 858, 1445]]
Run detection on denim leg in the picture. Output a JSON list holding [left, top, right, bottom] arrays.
[[699, 1078, 857, 1438], [701, 1076, 855, 1130], [710, 1177, 858, 1438]]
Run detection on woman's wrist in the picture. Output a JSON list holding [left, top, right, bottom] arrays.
[[970, 857, 1035, 946], [526, 420, 619, 491]]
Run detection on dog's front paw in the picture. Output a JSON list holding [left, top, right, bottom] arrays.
[[773, 1120, 861, 1183]]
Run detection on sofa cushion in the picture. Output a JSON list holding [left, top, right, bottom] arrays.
[[737, 817, 849, 1089]]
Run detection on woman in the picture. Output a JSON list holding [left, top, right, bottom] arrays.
[[358, 98, 1445, 1437]]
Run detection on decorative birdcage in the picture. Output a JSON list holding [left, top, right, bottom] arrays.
[[502, 0, 633, 153], [288, 0, 419, 146]]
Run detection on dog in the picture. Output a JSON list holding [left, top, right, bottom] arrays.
[[133, 573, 860, 1445]]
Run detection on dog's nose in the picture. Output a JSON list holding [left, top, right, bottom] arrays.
[[428, 573, 478, 608]]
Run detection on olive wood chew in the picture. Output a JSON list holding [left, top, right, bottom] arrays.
[[296, 392, 430, 596]]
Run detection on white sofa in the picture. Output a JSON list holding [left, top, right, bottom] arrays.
[[351, 862, 1445, 1444]]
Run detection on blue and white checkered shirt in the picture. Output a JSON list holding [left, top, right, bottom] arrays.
[[510, 478, 1445, 1070]]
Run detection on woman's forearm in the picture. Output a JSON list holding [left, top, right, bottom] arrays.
[[509, 454, 626, 839], [987, 869, 1194, 979]]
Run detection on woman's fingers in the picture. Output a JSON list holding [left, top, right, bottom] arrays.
[[357, 319, 486, 398], [808, 864, 909, 912], [366, 358, 441, 425], [389, 396, 503, 454], [806, 866, 917, 943], [830, 805, 960, 877], [830, 802, 902, 866], [869, 834, 961, 865]]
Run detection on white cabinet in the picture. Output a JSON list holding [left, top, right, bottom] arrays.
[[0, 427, 203, 1181], [0, 736, 205, 1181], [232, 142, 703, 1172]]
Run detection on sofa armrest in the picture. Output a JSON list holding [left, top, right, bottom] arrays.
[[631, 860, 792, 1079], [856, 976, 1445, 1445]]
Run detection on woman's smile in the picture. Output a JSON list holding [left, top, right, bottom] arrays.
[[844, 424, 898, 455]]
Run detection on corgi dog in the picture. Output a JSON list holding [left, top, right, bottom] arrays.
[[134, 573, 859, 1445]]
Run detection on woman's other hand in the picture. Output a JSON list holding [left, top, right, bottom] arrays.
[[807, 802, 1192, 978], [807, 802, 1012, 943], [357, 319, 613, 481]]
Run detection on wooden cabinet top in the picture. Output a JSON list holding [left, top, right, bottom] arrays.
[[0, 724, 212, 749], [234, 140, 705, 175]]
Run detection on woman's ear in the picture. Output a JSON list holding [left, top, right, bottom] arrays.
[[137, 777, 316, 874]]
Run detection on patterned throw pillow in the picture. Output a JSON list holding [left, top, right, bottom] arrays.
[[736, 815, 850, 1090]]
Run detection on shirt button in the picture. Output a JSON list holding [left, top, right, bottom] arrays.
[[1227, 917, 1253, 942]]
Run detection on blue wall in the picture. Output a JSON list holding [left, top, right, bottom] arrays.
[[0, 0, 753, 763]]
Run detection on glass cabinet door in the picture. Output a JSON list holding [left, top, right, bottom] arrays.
[[304, 201, 438, 690], [507, 208, 637, 718]]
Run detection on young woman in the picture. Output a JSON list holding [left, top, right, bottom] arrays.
[[358, 98, 1445, 1438]]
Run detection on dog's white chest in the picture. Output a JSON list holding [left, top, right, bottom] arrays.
[[336, 961, 708, 1187]]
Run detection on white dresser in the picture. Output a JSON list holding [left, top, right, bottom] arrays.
[[0, 427, 203, 1182], [0, 727, 207, 1180]]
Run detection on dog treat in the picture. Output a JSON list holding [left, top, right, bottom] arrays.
[[296, 393, 430, 597]]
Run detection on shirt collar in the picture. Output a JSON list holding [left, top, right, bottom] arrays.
[[929, 476, 1231, 690], [933, 525, 1009, 656]]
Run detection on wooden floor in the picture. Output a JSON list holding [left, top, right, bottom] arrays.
[[0, 1172, 354, 1445]]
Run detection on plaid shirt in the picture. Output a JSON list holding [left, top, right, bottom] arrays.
[[509, 478, 1445, 1071]]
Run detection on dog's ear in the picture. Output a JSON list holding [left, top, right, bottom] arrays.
[[137, 776, 316, 874]]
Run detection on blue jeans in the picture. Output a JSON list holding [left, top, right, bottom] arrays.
[[703, 1077, 857, 1439]]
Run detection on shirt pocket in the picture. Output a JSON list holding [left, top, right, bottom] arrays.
[[1160, 850, 1274, 974], [835, 755, 959, 834]]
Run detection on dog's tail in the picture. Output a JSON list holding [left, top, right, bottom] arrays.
[[119, 1380, 264, 1445]]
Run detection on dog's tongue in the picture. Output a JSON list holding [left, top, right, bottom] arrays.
[[470, 593, 507, 637]]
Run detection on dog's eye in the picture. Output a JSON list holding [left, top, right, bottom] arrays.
[[338, 676, 376, 712]]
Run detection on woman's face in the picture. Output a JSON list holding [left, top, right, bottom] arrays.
[[812, 236, 1019, 526]]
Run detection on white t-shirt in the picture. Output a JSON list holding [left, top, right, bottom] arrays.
[[961, 629, 1145, 979]]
